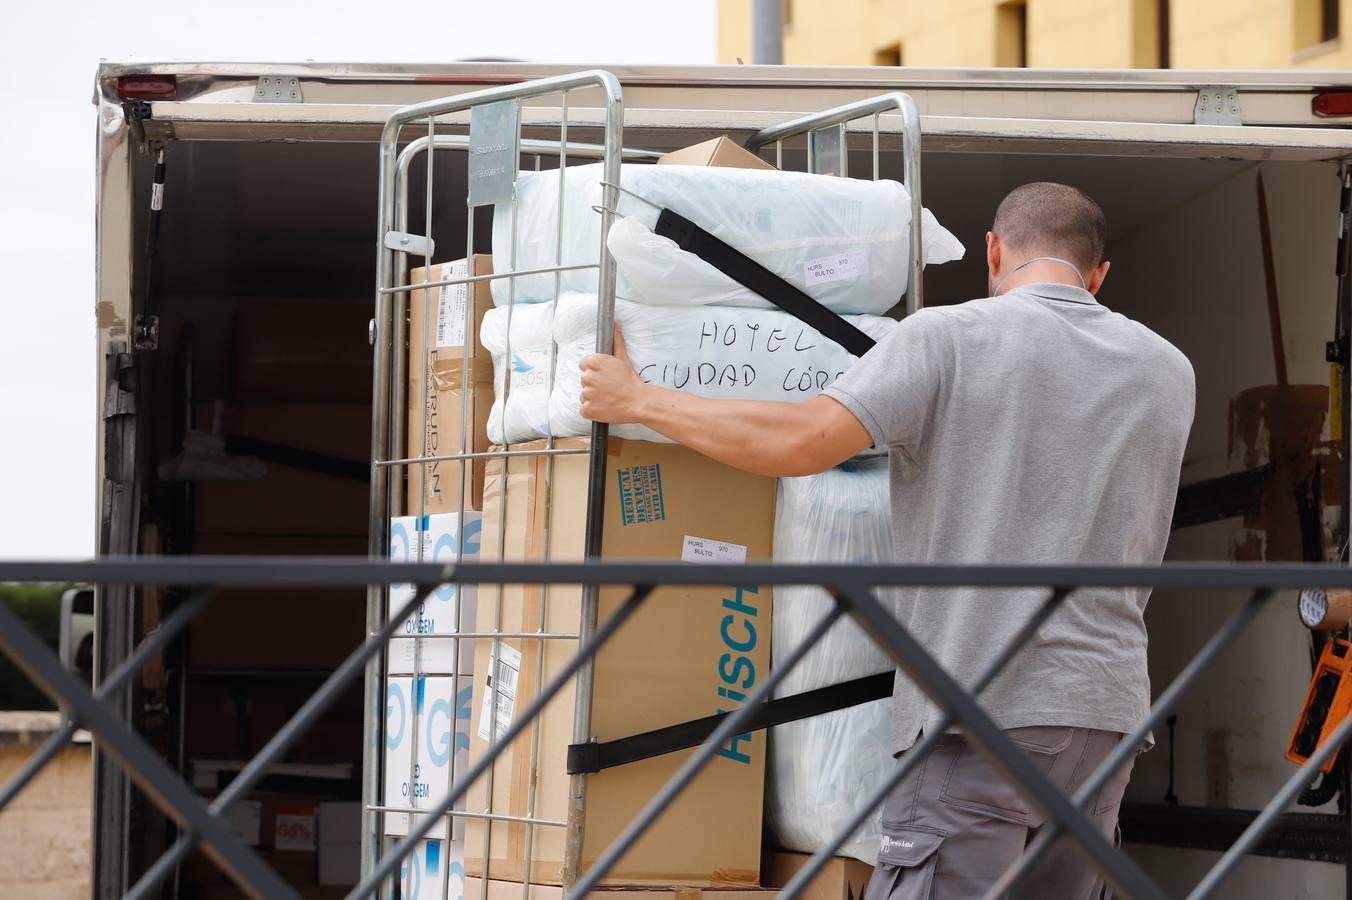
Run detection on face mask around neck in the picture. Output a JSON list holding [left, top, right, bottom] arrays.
[[993, 256, 1087, 296]]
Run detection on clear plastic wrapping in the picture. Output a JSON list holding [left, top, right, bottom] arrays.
[[770, 457, 897, 863]]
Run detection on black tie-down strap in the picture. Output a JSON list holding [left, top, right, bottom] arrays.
[[652, 208, 879, 359], [566, 670, 893, 775]]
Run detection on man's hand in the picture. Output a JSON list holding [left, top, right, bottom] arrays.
[[580, 324, 647, 424]]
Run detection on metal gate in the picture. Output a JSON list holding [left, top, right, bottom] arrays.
[[1, 557, 1351, 900]]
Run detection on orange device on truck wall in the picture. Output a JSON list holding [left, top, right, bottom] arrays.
[[1286, 637, 1352, 773]]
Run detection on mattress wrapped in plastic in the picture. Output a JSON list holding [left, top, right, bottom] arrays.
[[491, 163, 964, 314], [548, 293, 896, 442], [770, 458, 897, 864], [479, 301, 559, 445]]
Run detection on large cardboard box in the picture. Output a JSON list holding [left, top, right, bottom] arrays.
[[658, 136, 775, 171], [191, 402, 369, 537], [464, 878, 776, 900], [762, 852, 874, 900], [465, 439, 775, 887], [406, 256, 495, 515]]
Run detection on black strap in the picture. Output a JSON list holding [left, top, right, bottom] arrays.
[[566, 670, 893, 775], [652, 208, 878, 358]]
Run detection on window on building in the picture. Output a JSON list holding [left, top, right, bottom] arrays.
[[1158, 0, 1171, 67], [875, 43, 903, 66], [1296, 0, 1340, 50], [997, 0, 1028, 68]]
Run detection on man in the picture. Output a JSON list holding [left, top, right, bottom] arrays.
[[579, 183, 1195, 899]]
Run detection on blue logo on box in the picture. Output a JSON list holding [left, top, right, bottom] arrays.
[[616, 463, 665, 526]]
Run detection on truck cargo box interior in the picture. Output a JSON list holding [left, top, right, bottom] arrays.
[[128, 130, 1345, 896]]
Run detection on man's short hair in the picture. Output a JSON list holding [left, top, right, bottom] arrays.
[[991, 182, 1107, 270]]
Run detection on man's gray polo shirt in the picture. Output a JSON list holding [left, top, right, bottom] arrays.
[[824, 282, 1195, 753]]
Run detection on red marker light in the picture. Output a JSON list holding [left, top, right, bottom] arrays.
[[1313, 92, 1352, 117], [116, 75, 177, 100]]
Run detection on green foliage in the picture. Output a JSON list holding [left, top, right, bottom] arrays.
[[0, 584, 65, 711]]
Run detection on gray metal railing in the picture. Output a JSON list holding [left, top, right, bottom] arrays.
[[2, 557, 1350, 899]]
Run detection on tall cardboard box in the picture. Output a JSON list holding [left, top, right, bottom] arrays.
[[762, 852, 874, 900], [465, 439, 775, 887], [406, 256, 495, 514], [464, 878, 776, 900], [658, 136, 775, 171]]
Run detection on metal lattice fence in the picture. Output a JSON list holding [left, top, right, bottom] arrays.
[[1, 558, 1349, 899]]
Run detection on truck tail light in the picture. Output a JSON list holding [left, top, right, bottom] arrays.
[[117, 75, 177, 100], [1313, 92, 1352, 117]]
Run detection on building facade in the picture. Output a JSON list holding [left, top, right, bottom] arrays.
[[718, 0, 1350, 70]]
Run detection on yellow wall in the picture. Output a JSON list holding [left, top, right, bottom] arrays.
[[717, 0, 1352, 69]]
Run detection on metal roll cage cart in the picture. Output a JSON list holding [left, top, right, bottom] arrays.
[[2, 71, 1345, 900], [368, 75, 934, 900]]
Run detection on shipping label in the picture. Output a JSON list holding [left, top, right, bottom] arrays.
[[681, 535, 748, 564], [803, 251, 868, 286], [435, 260, 469, 349], [274, 803, 317, 850], [476, 642, 521, 741]]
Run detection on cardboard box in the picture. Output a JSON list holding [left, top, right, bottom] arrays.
[[388, 512, 482, 676], [465, 439, 775, 887], [191, 402, 370, 537], [235, 299, 373, 403], [406, 256, 495, 515], [658, 136, 775, 171], [383, 676, 473, 839], [464, 878, 775, 900], [762, 851, 874, 900], [185, 797, 318, 887]]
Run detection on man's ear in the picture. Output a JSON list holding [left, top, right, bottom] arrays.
[[986, 232, 1000, 273], [1086, 259, 1111, 295]]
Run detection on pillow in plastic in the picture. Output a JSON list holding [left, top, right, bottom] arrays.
[[549, 293, 897, 442], [770, 457, 898, 864], [491, 162, 965, 314], [479, 301, 559, 445]]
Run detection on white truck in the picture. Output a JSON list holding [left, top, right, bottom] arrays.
[[91, 61, 1352, 898]]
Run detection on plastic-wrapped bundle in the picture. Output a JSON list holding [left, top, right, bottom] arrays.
[[549, 293, 896, 442], [491, 163, 964, 314], [770, 458, 896, 864], [479, 301, 558, 444]]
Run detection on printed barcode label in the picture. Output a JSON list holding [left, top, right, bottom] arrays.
[[435, 260, 469, 349], [477, 642, 522, 741], [803, 252, 868, 286], [681, 535, 748, 565]]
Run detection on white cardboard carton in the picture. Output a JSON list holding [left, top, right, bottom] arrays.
[[388, 513, 482, 675], [400, 839, 464, 900], [383, 676, 473, 839]]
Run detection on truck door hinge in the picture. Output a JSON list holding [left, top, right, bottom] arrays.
[[255, 75, 303, 103], [134, 314, 159, 351], [384, 231, 435, 258], [1194, 87, 1242, 126]]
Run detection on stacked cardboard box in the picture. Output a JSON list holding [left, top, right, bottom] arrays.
[[406, 254, 495, 515], [464, 438, 775, 887]]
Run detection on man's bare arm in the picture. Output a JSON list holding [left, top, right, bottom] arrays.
[[578, 326, 873, 478]]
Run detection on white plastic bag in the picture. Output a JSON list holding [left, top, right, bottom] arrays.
[[491, 163, 964, 313], [770, 458, 897, 863], [548, 293, 897, 442], [479, 301, 558, 445]]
